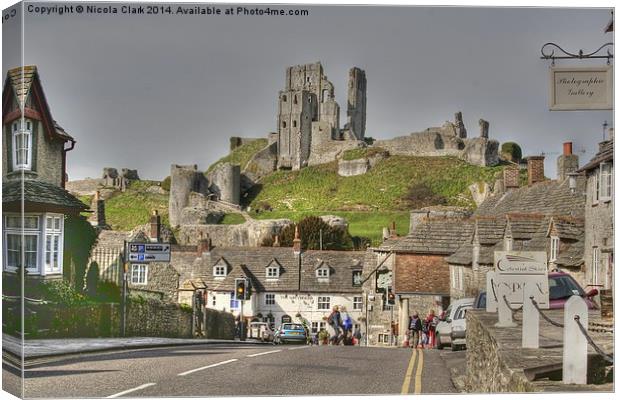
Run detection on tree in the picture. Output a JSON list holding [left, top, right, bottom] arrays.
[[262, 216, 353, 250], [501, 142, 522, 163]]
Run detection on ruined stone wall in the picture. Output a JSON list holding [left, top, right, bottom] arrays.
[[169, 164, 199, 227], [375, 131, 465, 158], [461, 137, 500, 167], [308, 139, 363, 167], [230, 137, 262, 151], [208, 162, 240, 205], [338, 158, 369, 177], [177, 218, 292, 247], [345, 67, 367, 140]]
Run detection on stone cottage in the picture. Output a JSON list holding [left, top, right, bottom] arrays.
[[577, 131, 614, 291], [2, 65, 88, 278], [362, 211, 473, 346]]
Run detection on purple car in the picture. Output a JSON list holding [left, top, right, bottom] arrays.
[[474, 271, 599, 310]]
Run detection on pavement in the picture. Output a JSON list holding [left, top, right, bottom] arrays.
[[2, 334, 267, 360], [2, 342, 458, 398]]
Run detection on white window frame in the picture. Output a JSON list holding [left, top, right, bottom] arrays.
[[599, 162, 613, 202], [317, 296, 330, 310], [353, 296, 363, 310], [213, 263, 227, 278], [311, 321, 318, 334], [550, 236, 560, 262], [266, 266, 279, 280], [130, 264, 148, 285], [593, 169, 600, 204], [44, 214, 64, 274], [592, 247, 600, 285], [12, 119, 33, 171], [316, 267, 329, 278], [265, 293, 275, 305]]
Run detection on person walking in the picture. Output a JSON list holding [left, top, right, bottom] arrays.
[[424, 309, 438, 349], [327, 305, 343, 345], [408, 312, 423, 349], [341, 306, 353, 338], [353, 326, 362, 346]]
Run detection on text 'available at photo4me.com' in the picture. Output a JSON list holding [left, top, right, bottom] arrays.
[[3, 3, 310, 21]]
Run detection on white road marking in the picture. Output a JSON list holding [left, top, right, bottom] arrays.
[[246, 349, 282, 358], [106, 383, 156, 398], [177, 358, 238, 376], [288, 346, 311, 351]]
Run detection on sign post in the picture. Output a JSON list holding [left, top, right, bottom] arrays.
[[490, 251, 549, 327]]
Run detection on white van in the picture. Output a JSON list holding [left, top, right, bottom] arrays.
[[435, 297, 473, 350], [248, 322, 274, 342]]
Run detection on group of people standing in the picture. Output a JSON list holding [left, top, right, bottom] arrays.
[[407, 310, 439, 349], [325, 305, 361, 345]]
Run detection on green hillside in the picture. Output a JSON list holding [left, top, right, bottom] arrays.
[[206, 139, 268, 174], [102, 181, 170, 231]]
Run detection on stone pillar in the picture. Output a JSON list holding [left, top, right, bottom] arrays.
[[169, 164, 198, 228], [346, 67, 367, 140], [556, 142, 579, 181], [478, 119, 489, 139], [399, 297, 409, 345], [210, 163, 241, 205], [563, 296, 588, 384], [526, 156, 545, 186], [455, 111, 467, 138]]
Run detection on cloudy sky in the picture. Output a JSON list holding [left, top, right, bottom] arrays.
[[2, 3, 614, 180]]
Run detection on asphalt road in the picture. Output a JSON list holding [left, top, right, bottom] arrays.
[[5, 344, 457, 397]]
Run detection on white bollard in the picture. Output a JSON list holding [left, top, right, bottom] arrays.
[[495, 284, 517, 328], [562, 295, 589, 385], [522, 285, 539, 348]]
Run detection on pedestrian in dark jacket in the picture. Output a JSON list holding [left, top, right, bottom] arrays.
[[327, 305, 343, 345], [408, 312, 423, 348]]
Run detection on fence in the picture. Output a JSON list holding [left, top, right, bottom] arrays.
[[493, 289, 613, 385]]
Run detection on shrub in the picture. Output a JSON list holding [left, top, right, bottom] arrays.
[[161, 176, 171, 191], [404, 183, 447, 209], [501, 142, 522, 162], [40, 280, 87, 306]]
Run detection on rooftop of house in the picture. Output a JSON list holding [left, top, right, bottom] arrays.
[[577, 138, 613, 173], [2, 179, 88, 213], [375, 217, 474, 255]]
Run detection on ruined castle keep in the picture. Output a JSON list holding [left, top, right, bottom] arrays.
[[277, 62, 366, 170]]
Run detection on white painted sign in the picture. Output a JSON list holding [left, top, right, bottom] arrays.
[[488, 252, 550, 310], [549, 66, 613, 111]]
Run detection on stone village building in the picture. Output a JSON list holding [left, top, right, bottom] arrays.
[[577, 131, 614, 292], [2, 66, 87, 278]]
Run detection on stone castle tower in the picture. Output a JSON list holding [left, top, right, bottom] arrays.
[[277, 62, 366, 170]]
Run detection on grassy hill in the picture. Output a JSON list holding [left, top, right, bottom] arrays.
[[206, 139, 268, 174], [244, 156, 504, 244]]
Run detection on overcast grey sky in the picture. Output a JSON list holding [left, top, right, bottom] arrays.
[[2, 3, 614, 180]]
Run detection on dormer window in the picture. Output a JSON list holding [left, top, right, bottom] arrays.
[[213, 259, 229, 278], [316, 267, 329, 278], [266, 266, 279, 279], [352, 270, 363, 287], [12, 119, 32, 170]]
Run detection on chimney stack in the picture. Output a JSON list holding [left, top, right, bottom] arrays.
[[556, 142, 579, 181], [292, 225, 301, 255], [526, 156, 545, 186], [90, 190, 107, 228], [197, 235, 212, 256], [503, 165, 520, 190], [149, 210, 161, 242]]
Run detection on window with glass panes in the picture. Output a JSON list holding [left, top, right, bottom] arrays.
[[45, 215, 63, 273], [4, 215, 39, 272], [266, 266, 279, 279], [550, 236, 560, 262], [230, 292, 240, 309], [600, 163, 612, 201], [353, 296, 363, 310], [12, 119, 32, 170], [265, 293, 275, 305], [311, 322, 318, 333], [130, 264, 147, 285], [317, 296, 330, 310]]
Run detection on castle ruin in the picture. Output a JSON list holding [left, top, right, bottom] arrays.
[[277, 62, 366, 170]]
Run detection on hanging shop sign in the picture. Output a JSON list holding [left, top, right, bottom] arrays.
[[549, 66, 613, 111]]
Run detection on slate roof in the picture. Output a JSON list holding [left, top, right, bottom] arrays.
[[475, 179, 585, 218], [376, 218, 474, 255], [577, 140, 613, 172], [199, 247, 301, 292], [300, 250, 365, 293], [3, 179, 88, 212], [475, 218, 506, 245], [444, 242, 473, 265], [506, 214, 544, 240]]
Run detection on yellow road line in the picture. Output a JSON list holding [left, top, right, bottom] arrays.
[[400, 348, 418, 394], [414, 349, 424, 394]]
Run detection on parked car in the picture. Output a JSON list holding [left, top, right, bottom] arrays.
[[248, 322, 274, 342], [273, 323, 307, 345], [436, 297, 474, 350], [449, 307, 468, 351], [474, 271, 599, 310]]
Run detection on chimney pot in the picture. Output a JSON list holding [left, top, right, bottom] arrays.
[[563, 142, 573, 156], [293, 225, 301, 254]]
